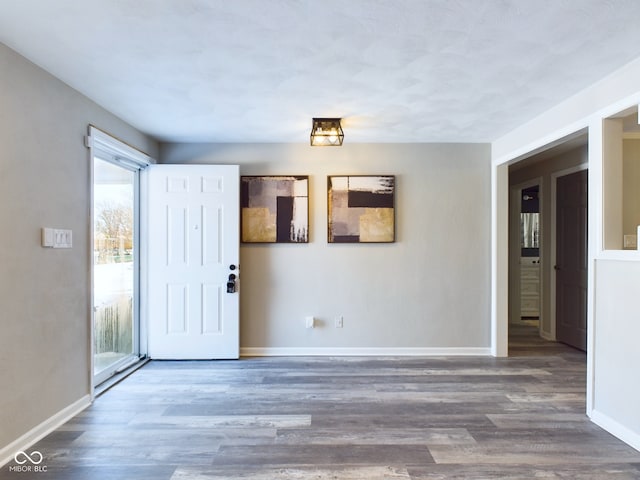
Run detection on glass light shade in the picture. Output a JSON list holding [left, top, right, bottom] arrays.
[[310, 118, 344, 146]]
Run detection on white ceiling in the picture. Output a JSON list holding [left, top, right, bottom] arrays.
[[2, 0, 640, 144]]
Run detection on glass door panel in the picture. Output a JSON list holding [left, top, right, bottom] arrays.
[[93, 157, 137, 383]]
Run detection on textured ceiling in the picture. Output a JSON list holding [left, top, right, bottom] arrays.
[[2, 0, 640, 143]]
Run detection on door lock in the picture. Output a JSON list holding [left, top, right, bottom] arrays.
[[227, 273, 237, 293]]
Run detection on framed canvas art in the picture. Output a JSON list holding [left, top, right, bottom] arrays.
[[241, 176, 309, 243], [327, 175, 395, 243]]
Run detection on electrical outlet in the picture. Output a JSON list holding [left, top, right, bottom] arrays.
[[623, 234, 637, 249], [335, 316, 344, 328], [305, 316, 315, 329]]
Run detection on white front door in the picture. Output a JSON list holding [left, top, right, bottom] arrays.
[[147, 164, 239, 359]]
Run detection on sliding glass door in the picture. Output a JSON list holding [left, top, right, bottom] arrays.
[[93, 155, 139, 385]]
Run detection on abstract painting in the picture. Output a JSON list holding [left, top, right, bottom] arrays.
[[241, 176, 309, 243], [327, 175, 395, 243]]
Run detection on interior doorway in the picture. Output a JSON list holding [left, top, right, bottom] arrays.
[[519, 184, 541, 325], [509, 180, 542, 334], [507, 139, 589, 354]]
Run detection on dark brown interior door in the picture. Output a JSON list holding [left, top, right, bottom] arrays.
[[556, 169, 588, 351]]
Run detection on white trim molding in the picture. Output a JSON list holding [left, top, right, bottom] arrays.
[[87, 125, 150, 168], [0, 395, 91, 468], [491, 162, 510, 357], [591, 409, 640, 452], [241, 347, 492, 357]]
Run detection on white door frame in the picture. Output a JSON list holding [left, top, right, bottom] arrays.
[[87, 126, 150, 395]]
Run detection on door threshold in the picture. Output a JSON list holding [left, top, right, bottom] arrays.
[[95, 356, 150, 397]]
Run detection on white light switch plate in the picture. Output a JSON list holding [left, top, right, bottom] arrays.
[[42, 227, 72, 248], [42, 227, 54, 247]]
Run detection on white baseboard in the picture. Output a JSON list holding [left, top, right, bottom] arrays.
[[0, 394, 91, 468], [591, 409, 640, 452], [540, 330, 556, 341], [241, 347, 492, 357]]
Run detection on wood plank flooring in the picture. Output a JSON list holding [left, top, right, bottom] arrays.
[[3, 325, 640, 479]]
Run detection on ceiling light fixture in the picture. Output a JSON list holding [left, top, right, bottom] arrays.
[[310, 118, 344, 146]]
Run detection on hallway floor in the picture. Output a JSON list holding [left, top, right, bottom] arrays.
[[2, 334, 639, 479], [508, 320, 582, 356]]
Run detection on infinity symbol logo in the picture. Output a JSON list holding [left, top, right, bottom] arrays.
[[14, 451, 43, 465]]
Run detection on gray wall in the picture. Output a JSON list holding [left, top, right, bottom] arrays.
[[160, 142, 492, 352], [594, 259, 640, 436], [0, 43, 157, 449], [0, 40, 491, 453]]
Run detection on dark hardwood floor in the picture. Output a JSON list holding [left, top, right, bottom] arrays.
[[3, 326, 640, 479]]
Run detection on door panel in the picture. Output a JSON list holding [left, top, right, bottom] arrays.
[[202, 283, 223, 334], [556, 169, 588, 351], [93, 156, 139, 385], [167, 206, 189, 265], [202, 205, 223, 265], [148, 164, 239, 359]]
